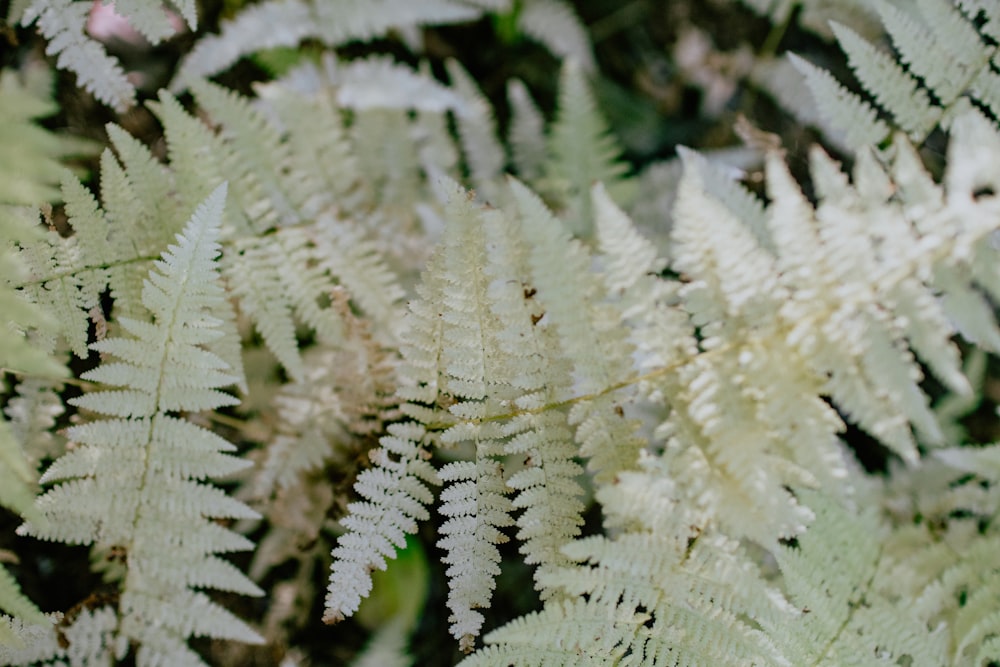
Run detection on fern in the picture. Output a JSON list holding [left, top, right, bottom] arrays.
[[17, 186, 264, 665], [0, 64, 80, 645], [792, 0, 1000, 149], [7, 0, 1000, 663], [171, 0, 488, 91]]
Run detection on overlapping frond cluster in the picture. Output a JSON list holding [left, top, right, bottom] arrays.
[[0, 63, 82, 645], [466, 459, 996, 666], [15, 186, 264, 665], [459, 107, 1000, 665], [0, 211, 62, 648], [642, 109, 1000, 545], [14, 47, 626, 385], [325, 176, 649, 651], [13, 75, 410, 381], [791, 0, 1000, 150], [462, 453, 795, 666], [170, 0, 593, 96]]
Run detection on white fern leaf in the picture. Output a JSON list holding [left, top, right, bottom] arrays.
[[172, 0, 483, 91], [438, 457, 513, 650], [20, 0, 134, 111], [788, 53, 890, 150], [831, 21, 941, 140], [875, 0, 983, 104], [0, 607, 119, 665], [324, 423, 440, 623], [329, 55, 465, 112], [18, 185, 263, 664], [170, 0, 314, 91], [224, 235, 305, 382]]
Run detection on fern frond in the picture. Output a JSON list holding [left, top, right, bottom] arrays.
[[469, 454, 794, 667], [509, 179, 642, 484], [830, 20, 940, 140], [324, 422, 440, 623], [794, 0, 1000, 149], [446, 59, 506, 203], [0, 65, 94, 206], [764, 490, 953, 666], [0, 607, 118, 664], [20, 0, 134, 111], [191, 79, 306, 231], [506, 79, 546, 181], [18, 185, 263, 663], [460, 598, 638, 666], [787, 53, 890, 151], [438, 457, 513, 650], [0, 196, 67, 639], [224, 235, 305, 382], [171, 0, 484, 91], [4, 375, 65, 468], [544, 60, 630, 237]]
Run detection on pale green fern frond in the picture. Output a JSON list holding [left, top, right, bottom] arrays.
[[328, 177, 656, 647], [509, 180, 643, 485], [764, 490, 952, 666], [465, 453, 794, 667], [506, 79, 546, 181], [18, 185, 264, 665], [544, 60, 631, 237], [786, 53, 890, 151], [17, 0, 188, 109], [190, 80, 307, 231], [1, 188, 67, 644], [0, 65, 94, 206], [446, 60, 507, 204]]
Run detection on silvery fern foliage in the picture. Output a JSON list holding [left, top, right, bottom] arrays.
[[790, 0, 1000, 150], [16, 186, 264, 665], [0, 65, 82, 645], [14, 0, 197, 111], [324, 175, 640, 651], [5, 0, 1000, 663], [170, 0, 593, 94], [459, 108, 1000, 665]]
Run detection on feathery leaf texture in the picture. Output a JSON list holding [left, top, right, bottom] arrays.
[[18, 0, 196, 111], [792, 0, 1000, 149], [19, 0, 134, 111], [8, 0, 1000, 662], [0, 65, 95, 206], [17, 185, 264, 665], [0, 96, 70, 633], [171, 0, 487, 91]]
